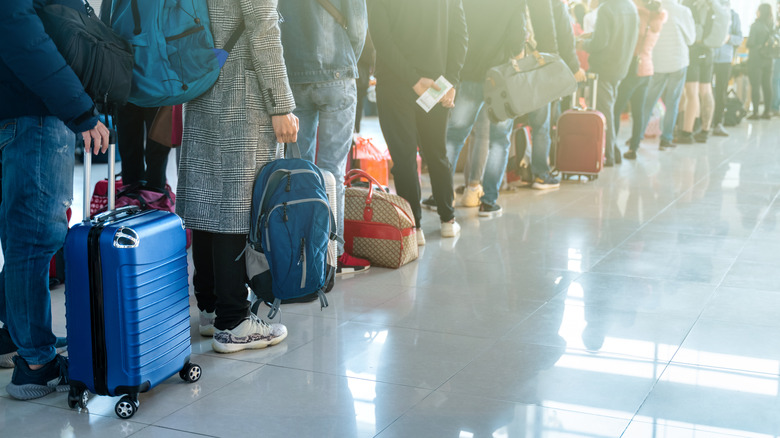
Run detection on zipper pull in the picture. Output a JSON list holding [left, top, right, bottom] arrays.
[[285, 172, 292, 192], [298, 238, 305, 265], [282, 203, 288, 222]]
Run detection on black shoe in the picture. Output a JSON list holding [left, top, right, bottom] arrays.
[[604, 159, 615, 167], [6, 355, 69, 400], [675, 132, 694, 144], [748, 114, 761, 120], [762, 113, 771, 120], [478, 202, 503, 218], [614, 147, 622, 164], [421, 195, 437, 211], [659, 138, 676, 150], [693, 130, 709, 143], [623, 150, 637, 160]]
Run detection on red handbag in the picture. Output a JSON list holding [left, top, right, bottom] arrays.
[[343, 170, 418, 269]]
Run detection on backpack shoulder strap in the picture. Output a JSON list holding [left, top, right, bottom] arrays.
[[222, 21, 245, 53], [315, 0, 348, 30]]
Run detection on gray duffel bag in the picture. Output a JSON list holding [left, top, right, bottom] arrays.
[[484, 51, 577, 123]]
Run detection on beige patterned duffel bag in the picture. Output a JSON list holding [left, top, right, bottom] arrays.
[[343, 169, 418, 269]]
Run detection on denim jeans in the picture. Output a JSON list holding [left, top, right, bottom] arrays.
[[0, 116, 75, 365], [527, 103, 552, 178], [445, 81, 512, 205], [459, 107, 490, 186], [641, 68, 687, 143], [773, 58, 780, 112], [614, 72, 650, 152], [292, 80, 357, 255]]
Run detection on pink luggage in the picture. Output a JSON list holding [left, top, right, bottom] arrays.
[[555, 74, 606, 180]]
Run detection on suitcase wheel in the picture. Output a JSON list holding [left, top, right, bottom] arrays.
[[115, 395, 139, 419], [180, 362, 202, 383], [67, 387, 88, 410]]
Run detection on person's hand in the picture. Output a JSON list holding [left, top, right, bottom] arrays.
[[272, 113, 299, 144], [413, 77, 440, 97], [81, 120, 110, 155], [574, 68, 587, 82], [440, 88, 457, 108]]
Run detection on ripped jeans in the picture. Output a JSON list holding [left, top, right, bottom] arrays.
[[0, 116, 75, 365]]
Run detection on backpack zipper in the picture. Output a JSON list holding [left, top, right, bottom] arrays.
[[299, 237, 306, 288], [263, 198, 331, 253]]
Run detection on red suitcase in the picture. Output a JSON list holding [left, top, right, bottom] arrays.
[[555, 74, 606, 180]]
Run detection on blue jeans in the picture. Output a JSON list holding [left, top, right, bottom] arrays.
[[0, 116, 75, 365], [460, 107, 490, 186], [528, 103, 552, 177], [641, 68, 687, 143], [445, 81, 512, 205], [773, 59, 780, 112], [291, 80, 357, 255]]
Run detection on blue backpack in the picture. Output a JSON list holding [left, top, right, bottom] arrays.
[[101, 0, 243, 107], [247, 145, 339, 319]]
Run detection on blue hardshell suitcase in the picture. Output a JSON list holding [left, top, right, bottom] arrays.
[[64, 138, 200, 419]]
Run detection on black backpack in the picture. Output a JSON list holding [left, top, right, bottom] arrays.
[[37, 0, 134, 106], [723, 89, 747, 127]]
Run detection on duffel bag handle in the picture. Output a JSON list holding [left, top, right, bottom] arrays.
[[345, 169, 385, 202], [345, 169, 385, 221]]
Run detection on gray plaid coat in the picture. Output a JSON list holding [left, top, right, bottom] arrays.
[[177, 0, 295, 234]]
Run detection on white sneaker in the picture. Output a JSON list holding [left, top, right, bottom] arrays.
[[459, 184, 483, 207], [441, 220, 461, 238], [199, 310, 216, 337], [416, 228, 426, 246], [212, 314, 288, 354]]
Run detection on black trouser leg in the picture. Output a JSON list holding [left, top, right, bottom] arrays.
[[116, 103, 170, 190], [762, 63, 773, 116], [192, 230, 216, 313], [750, 64, 765, 116], [415, 104, 454, 223], [191, 230, 249, 330], [377, 82, 424, 227], [712, 63, 731, 126]]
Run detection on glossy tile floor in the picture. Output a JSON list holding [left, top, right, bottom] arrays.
[[2, 116, 780, 437]]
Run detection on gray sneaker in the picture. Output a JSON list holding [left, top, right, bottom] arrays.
[[212, 315, 287, 354]]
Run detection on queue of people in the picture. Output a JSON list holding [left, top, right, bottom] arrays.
[[0, 0, 776, 403]]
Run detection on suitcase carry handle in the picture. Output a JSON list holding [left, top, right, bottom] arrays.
[[83, 127, 118, 222], [91, 205, 141, 224]]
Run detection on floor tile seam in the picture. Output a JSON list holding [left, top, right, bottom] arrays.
[[586, 268, 723, 286], [603, 145, 757, 259], [370, 389, 438, 438], [618, 358, 674, 438], [504, 340, 680, 367], [339, 318, 505, 341], [435, 385, 637, 423], [622, 418, 753, 438], [547, 295, 715, 320], [129, 424, 218, 438], [260, 363, 438, 391], [664, 359, 780, 379]]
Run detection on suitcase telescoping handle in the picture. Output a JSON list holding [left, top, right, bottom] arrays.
[[572, 72, 598, 110], [82, 129, 127, 223]]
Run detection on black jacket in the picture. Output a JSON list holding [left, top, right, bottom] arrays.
[[0, 0, 97, 132], [459, 0, 526, 82], [529, 0, 580, 74], [368, 0, 468, 87], [747, 19, 775, 66], [583, 0, 639, 83]]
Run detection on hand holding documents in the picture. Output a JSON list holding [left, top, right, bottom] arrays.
[[416, 76, 453, 113]]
